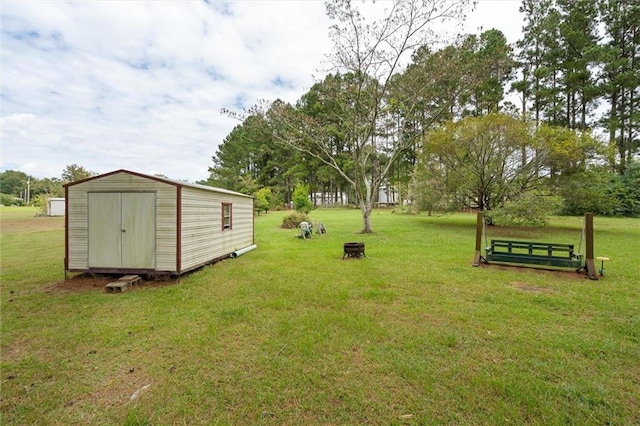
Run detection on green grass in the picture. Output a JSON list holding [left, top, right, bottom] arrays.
[[2, 206, 639, 425]]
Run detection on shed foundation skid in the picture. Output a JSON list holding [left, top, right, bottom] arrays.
[[105, 275, 141, 293]]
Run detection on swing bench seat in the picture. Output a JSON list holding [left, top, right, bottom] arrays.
[[485, 239, 583, 269]]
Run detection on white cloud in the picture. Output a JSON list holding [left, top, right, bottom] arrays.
[[2, 112, 36, 130], [1, 0, 522, 182], [463, 0, 524, 41]]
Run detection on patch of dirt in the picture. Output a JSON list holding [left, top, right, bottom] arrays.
[[0, 215, 64, 234], [421, 313, 442, 325], [70, 369, 153, 408], [46, 275, 112, 293], [510, 282, 554, 293], [478, 262, 588, 280], [46, 274, 179, 294]]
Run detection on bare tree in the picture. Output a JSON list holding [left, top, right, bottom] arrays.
[[267, 0, 472, 233]]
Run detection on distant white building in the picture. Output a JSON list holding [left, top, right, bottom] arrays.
[[311, 192, 349, 207], [377, 185, 399, 206], [46, 198, 66, 216]]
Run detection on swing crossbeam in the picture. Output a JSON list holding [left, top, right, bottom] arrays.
[[485, 239, 583, 269]]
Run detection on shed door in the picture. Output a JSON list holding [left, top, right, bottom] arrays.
[[88, 192, 156, 269]]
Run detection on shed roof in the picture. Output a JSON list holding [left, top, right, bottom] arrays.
[[63, 169, 253, 198]]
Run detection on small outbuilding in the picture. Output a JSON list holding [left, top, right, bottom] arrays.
[[64, 169, 255, 276], [46, 198, 66, 216]]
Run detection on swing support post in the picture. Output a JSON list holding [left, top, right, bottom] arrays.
[[472, 212, 484, 267], [582, 212, 599, 280]]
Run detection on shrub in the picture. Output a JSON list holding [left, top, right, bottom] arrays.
[[392, 204, 418, 215], [270, 192, 286, 210], [292, 183, 312, 214], [558, 168, 617, 216], [32, 194, 50, 216], [253, 187, 272, 215], [281, 212, 309, 229], [612, 161, 640, 217], [491, 192, 563, 227], [0, 193, 22, 206]]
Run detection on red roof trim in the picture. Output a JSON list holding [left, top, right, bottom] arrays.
[[62, 169, 252, 198], [63, 169, 181, 188]]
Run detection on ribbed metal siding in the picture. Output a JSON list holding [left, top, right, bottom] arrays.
[[66, 172, 177, 271], [180, 187, 254, 272]]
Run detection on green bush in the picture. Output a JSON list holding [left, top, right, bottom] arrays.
[[32, 194, 49, 216], [392, 204, 418, 215], [0, 193, 22, 206], [558, 168, 617, 216], [253, 187, 272, 215], [281, 212, 309, 229], [292, 183, 312, 214], [612, 161, 640, 217], [270, 192, 286, 210], [491, 192, 563, 227], [557, 164, 640, 217]]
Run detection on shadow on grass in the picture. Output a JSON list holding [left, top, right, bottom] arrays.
[[45, 273, 181, 294], [477, 262, 592, 281]]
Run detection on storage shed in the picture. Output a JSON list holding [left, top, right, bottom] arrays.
[[47, 198, 66, 216], [64, 169, 254, 275]]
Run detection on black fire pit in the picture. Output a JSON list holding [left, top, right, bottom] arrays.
[[343, 242, 365, 259]]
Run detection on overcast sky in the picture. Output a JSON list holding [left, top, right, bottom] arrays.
[[1, 0, 523, 183]]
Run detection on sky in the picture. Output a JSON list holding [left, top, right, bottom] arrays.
[[1, 0, 524, 183]]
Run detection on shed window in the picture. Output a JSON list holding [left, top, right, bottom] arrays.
[[222, 203, 232, 230]]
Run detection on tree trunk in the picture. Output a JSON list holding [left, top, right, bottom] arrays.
[[609, 90, 618, 172], [477, 191, 485, 211], [628, 81, 636, 172], [360, 178, 374, 233], [618, 88, 627, 175], [361, 201, 373, 234]]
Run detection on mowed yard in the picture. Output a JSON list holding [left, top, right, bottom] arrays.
[[1, 206, 639, 425]]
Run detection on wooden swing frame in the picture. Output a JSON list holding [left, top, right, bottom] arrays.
[[472, 212, 599, 280]]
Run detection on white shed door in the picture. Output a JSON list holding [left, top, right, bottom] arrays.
[[88, 192, 156, 269]]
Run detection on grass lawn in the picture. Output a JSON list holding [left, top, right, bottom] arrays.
[[1, 206, 639, 425]]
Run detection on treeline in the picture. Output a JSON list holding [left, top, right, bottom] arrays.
[[512, 0, 639, 173], [0, 164, 94, 207], [205, 0, 638, 219]]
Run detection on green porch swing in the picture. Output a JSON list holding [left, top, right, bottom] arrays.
[[472, 212, 599, 280]]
